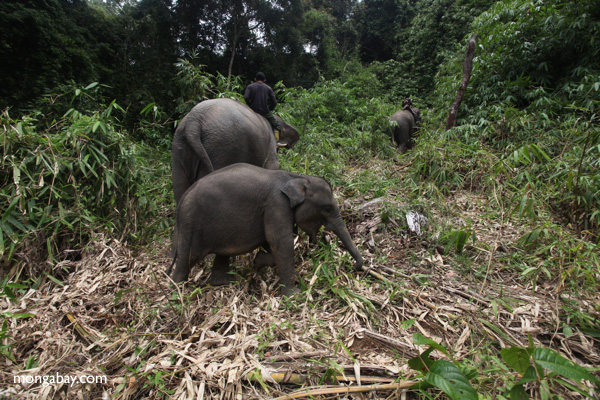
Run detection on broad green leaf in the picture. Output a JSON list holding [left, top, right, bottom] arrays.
[[400, 319, 416, 330], [516, 366, 538, 385], [408, 346, 435, 372], [424, 360, 478, 400], [509, 383, 529, 400], [2, 197, 20, 222], [412, 333, 449, 356], [2, 286, 16, 301], [6, 283, 28, 289], [44, 273, 64, 287], [501, 347, 531, 374], [533, 347, 600, 384]]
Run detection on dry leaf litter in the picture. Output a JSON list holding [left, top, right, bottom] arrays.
[[2, 189, 599, 399]]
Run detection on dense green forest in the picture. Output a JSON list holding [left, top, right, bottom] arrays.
[[1, 0, 599, 399], [1, 0, 496, 116]]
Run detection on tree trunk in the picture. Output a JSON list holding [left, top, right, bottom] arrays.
[[227, 26, 239, 91], [446, 35, 477, 130]]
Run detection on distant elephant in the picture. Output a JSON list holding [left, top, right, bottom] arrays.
[[389, 107, 421, 152], [171, 98, 300, 205], [167, 163, 364, 295]]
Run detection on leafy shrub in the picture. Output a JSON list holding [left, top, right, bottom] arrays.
[[1, 83, 171, 270], [277, 78, 400, 185], [431, 0, 600, 231]]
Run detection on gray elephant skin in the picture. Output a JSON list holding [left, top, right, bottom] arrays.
[[389, 107, 421, 151], [171, 98, 300, 205], [167, 163, 364, 295]]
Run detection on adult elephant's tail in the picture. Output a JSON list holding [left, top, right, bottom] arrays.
[[172, 116, 215, 205]]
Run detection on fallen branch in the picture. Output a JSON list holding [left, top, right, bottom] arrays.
[[247, 371, 395, 386], [366, 268, 393, 285], [358, 329, 415, 355], [440, 285, 489, 306], [272, 381, 417, 399], [266, 350, 330, 362], [388, 161, 414, 177]]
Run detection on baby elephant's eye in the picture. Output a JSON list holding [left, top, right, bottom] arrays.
[[323, 206, 334, 214]]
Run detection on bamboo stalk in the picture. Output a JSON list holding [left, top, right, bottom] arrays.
[[272, 381, 417, 399], [248, 371, 396, 386]]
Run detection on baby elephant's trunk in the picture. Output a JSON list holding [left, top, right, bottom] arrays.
[[329, 217, 364, 271]]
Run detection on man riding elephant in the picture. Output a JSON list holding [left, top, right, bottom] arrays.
[[171, 98, 300, 205], [244, 72, 284, 146], [389, 97, 421, 152]]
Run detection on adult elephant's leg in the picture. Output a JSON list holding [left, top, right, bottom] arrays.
[[209, 255, 232, 285]]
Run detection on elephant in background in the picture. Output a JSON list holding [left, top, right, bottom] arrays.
[[167, 163, 364, 296], [171, 98, 300, 205], [389, 106, 421, 152]]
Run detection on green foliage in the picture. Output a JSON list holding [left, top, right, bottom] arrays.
[[1, 82, 171, 269], [174, 54, 245, 116], [501, 343, 600, 399], [435, 0, 600, 127], [442, 226, 476, 253], [409, 334, 599, 399], [0, 0, 125, 109], [399, 0, 496, 96], [432, 0, 600, 231], [0, 278, 34, 361], [278, 78, 400, 184]]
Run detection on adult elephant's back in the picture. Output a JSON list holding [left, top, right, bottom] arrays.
[[172, 98, 279, 205]]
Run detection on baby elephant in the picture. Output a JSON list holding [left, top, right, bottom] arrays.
[[167, 163, 364, 295]]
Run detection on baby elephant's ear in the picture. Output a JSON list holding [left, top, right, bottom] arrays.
[[281, 178, 308, 208]]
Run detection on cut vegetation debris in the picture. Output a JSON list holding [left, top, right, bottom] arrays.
[[3, 190, 599, 399]]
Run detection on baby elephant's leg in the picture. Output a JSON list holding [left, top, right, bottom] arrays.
[[253, 246, 276, 270]]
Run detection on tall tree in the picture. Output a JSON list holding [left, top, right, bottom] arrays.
[[357, 0, 415, 63], [174, 0, 305, 84], [400, 0, 494, 95], [0, 0, 123, 109], [118, 0, 178, 111]]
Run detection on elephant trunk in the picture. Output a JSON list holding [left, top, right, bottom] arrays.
[[328, 217, 364, 271]]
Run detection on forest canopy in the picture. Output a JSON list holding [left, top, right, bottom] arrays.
[[1, 0, 495, 116]]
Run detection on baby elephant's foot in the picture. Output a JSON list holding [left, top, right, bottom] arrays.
[[281, 285, 301, 297], [253, 251, 275, 269], [209, 271, 232, 286]]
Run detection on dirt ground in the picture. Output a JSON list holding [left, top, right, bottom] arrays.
[[2, 191, 599, 399]]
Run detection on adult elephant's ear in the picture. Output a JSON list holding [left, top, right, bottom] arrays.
[[281, 178, 308, 208]]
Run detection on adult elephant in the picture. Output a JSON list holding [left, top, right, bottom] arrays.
[[171, 98, 300, 205], [167, 163, 364, 296], [389, 106, 421, 152]]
